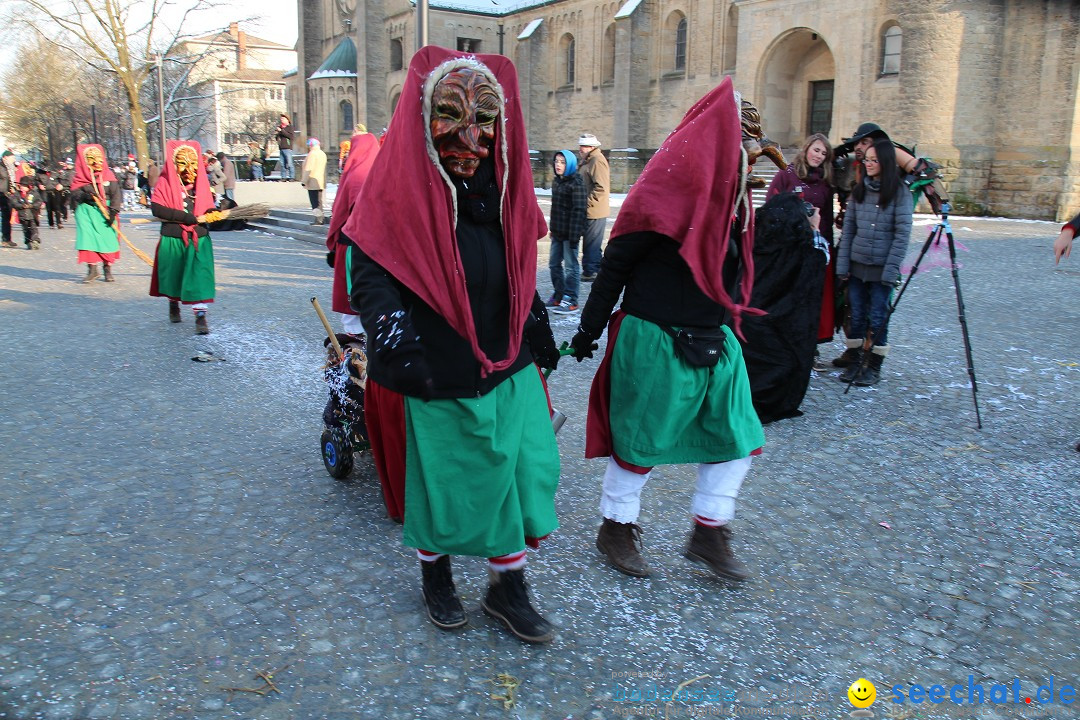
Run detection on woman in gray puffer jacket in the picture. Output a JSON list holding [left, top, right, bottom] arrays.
[[836, 138, 913, 386]]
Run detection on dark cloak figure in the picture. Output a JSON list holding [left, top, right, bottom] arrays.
[[738, 192, 827, 423]]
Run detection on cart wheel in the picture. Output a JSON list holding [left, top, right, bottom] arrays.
[[321, 428, 354, 479]]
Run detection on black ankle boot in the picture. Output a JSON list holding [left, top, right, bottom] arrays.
[[169, 301, 182, 323], [420, 556, 467, 630], [837, 350, 863, 383], [685, 523, 749, 581], [854, 352, 884, 386], [832, 347, 861, 367], [482, 568, 553, 644]]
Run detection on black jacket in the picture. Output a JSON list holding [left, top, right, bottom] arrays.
[[151, 196, 209, 239], [70, 181, 122, 219], [8, 188, 44, 221], [580, 231, 730, 338], [349, 178, 551, 399]]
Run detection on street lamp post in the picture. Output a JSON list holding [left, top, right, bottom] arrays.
[[416, 0, 428, 51]]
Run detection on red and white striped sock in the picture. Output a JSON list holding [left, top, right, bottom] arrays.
[[694, 514, 726, 528], [416, 549, 445, 563], [487, 550, 527, 572]]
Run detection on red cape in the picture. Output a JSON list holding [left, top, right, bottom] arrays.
[[343, 46, 547, 376], [609, 77, 760, 336], [152, 140, 215, 246], [71, 144, 118, 197]]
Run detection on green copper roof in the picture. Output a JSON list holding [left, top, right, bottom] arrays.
[[310, 36, 357, 80]]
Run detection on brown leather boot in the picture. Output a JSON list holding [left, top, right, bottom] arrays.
[[684, 523, 748, 581], [195, 311, 210, 335], [168, 301, 181, 323], [82, 264, 99, 283], [102, 264, 115, 282], [596, 518, 651, 577]]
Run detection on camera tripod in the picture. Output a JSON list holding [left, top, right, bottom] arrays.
[[880, 202, 983, 428]]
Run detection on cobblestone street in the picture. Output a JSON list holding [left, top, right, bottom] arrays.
[[0, 209, 1077, 720]]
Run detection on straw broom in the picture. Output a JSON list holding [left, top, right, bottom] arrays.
[[127, 203, 272, 225]]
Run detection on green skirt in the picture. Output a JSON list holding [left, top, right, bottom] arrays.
[[73, 203, 120, 253], [150, 234, 215, 303], [608, 315, 765, 466], [402, 366, 560, 557]]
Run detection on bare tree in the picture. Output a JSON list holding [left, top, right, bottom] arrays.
[[7, 0, 233, 167]]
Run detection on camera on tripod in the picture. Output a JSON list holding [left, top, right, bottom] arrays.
[[793, 186, 815, 217]]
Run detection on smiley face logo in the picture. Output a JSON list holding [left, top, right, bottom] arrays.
[[848, 678, 876, 709]]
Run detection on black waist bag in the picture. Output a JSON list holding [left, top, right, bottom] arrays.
[[660, 325, 727, 368]]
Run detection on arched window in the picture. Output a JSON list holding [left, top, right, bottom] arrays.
[[602, 23, 616, 84], [881, 25, 901, 75], [723, 4, 738, 73], [674, 16, 687, 71], [559, 33, 576, 88], [341, 100, 354, 132], [390, 38, 404, 72]]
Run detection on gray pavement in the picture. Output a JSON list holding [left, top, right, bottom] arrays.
[[0, 208, 1077, 720]]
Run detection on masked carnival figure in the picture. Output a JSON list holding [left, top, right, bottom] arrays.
[[150, 141, 219, 334], [71, 144, 122, 283], [346, 47, 561, 644], [571, 78, 767, 583]]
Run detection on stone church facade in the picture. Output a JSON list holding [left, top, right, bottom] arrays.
[[290, 0, 1079, 220]]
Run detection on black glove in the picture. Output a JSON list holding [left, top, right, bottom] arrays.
[[107, 208, 119, 227], [570, 327, 599, 362], [326, 250, 335, 268], [525, 299, 559, 372], [385, 346, 433, 400]]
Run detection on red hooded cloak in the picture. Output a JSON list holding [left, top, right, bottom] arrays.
[[342, 46, 547, 376]]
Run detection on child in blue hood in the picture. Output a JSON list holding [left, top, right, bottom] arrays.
[[547, 149, 587, 313]]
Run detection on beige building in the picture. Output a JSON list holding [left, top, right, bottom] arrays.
[[291, 0, 1079, 220], [185, 23, 297, 156]]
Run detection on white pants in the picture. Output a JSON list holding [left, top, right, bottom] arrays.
[[600, 456, 752, 524], [341, 313, 364, 335]]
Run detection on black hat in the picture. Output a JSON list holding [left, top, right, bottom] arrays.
[[17, 175, 35, 187], [843, 122, 889, 144]]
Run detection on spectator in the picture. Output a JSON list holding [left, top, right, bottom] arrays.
[[146, 158, 160, 191], [0, 150, 13, 247], [247, 142, 264, 181], [216, 152, 236, 204], [577, 133, 610, 281], [546, 150, 587, 314], [121, 158, 139, 211], [835, 138, 914, 387], [301, 138, 327, 225], [47, 159, 72, 230], [205, 155, 226, 204], [767, 133, 837, 370], [8, 176, 45, 249], [276, 114, 295, 180]]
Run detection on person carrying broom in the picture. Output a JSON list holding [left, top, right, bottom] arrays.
[[70, 144, 123, 283], [149, 140, 221, 334]]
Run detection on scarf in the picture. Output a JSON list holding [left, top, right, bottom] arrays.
[[610, 77, 761, 336], [70, 144, 118, 198]]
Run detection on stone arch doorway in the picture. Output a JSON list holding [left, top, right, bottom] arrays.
[[756, 28, 836, 147]]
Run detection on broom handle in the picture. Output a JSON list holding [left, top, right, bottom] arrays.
[[311, 297, 344, 359]]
